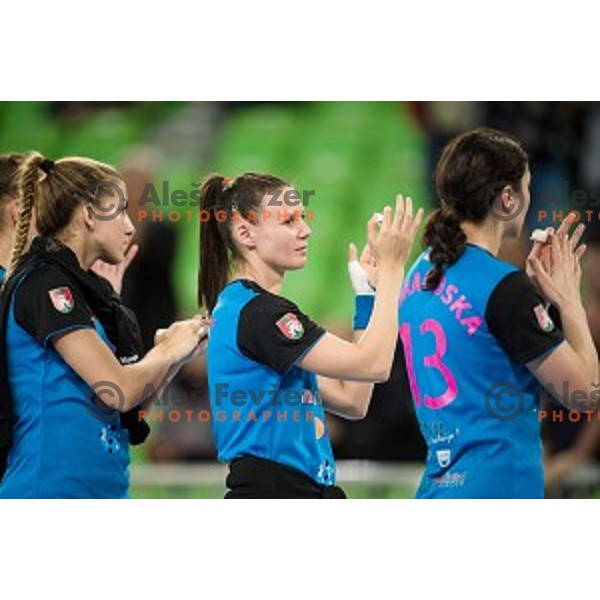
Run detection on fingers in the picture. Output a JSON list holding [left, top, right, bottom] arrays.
[[543, 231, 555, 271], [183, 315, 204, 337], [198, 327, 210, 343], [527, 255, 543, 276], [392, 195, 416, 232], [359, 242, 372, 265], [555, 213, 574, 241], [348, 242, 357, 263], [405, 196, 412, 221], [570, 223, 585, 251], [123, 243, 139, 268], [527, 255, 558, 299], [367, 213, 379, 249], [575, 243, 587, 261], [399, 195, 410, 228], [191, 318, 210, 346], [158, 316, 211, 360], [551, 217, 585, 271], [390, 195, 405, 230], [410, 207, 424, 237], [393, 195, 423, 249], [528, 240, 544, 260], [403, 206, 424, 258], [381, 205, 393, 230], [368, 195, 422, 263], [551, 229, 563, 257]]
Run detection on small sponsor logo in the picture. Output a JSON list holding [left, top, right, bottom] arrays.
[[436, 449, 452, 468]]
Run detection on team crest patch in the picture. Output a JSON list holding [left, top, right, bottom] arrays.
[[534, 303, 555, 332], [48, 287, 74, 314], [276, 312, 304, 340]]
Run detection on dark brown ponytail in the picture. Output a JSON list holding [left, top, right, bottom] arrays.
[[423, 206, 467, 291], [198, 175, 232, 313], [423, 127, 528, 291]]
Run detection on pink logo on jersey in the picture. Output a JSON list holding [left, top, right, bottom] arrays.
[[276, 313, 304, 340], [48, 287, 74, 314]]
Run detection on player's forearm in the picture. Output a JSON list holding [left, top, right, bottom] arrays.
[[354, 266, 403, 380], [323, 379, 373, 419], [118, 343, 181, 410], [558, 299, 599, 386], [333, 330, 376, 419]]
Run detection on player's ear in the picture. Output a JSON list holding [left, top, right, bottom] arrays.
[[232, 220, 256, 250], [80, 201, 96, 232], [498, 184, 518, 215]]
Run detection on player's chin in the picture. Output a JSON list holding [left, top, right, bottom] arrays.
[[287, 256, 308, 270], [102, 248, 126, 265]]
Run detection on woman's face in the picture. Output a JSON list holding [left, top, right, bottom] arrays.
[[241, 186, 312, 273], [92, 180, 136, 263]]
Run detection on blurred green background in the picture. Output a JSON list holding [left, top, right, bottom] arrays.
[[0, 101, 428, 325]]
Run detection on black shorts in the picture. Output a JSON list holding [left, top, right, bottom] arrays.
[[225, 455, 347, 499]]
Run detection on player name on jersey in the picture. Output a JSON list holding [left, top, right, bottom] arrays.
[[400, 271, 483, 336]]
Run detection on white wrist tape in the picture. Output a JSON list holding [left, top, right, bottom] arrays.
[[348, 260, 375, 295]]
